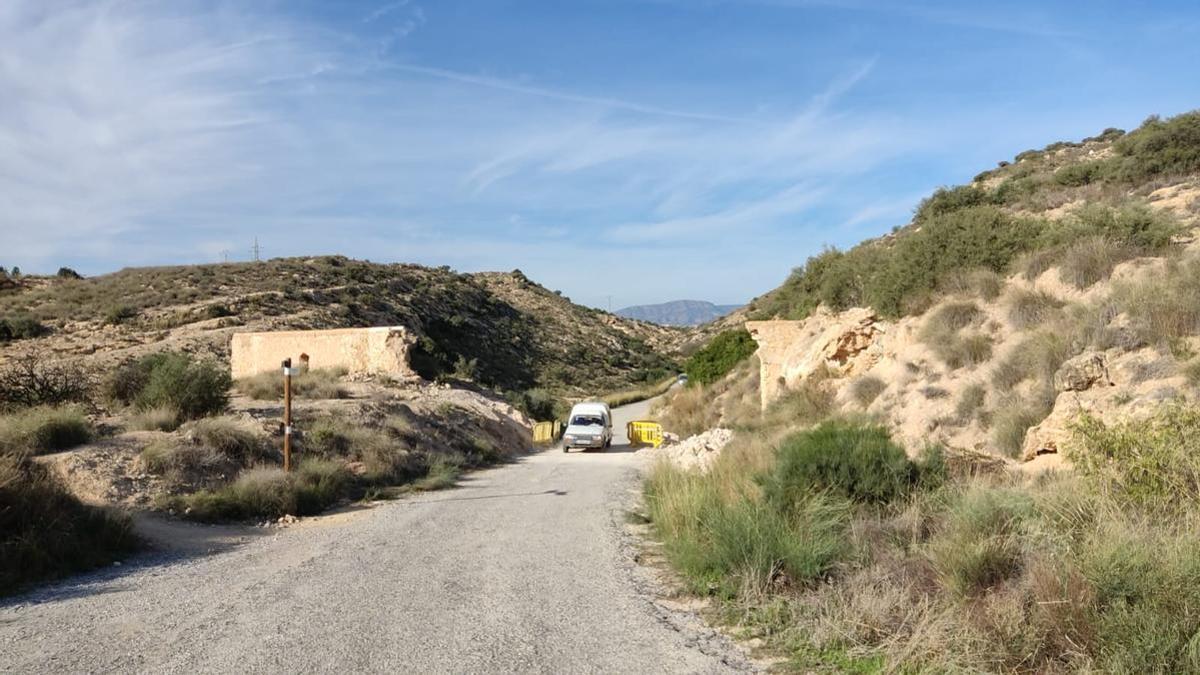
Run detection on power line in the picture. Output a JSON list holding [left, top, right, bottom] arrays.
[[251, 237, 261, 262]]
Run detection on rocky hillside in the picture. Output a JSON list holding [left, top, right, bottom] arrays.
[[666, 110, 1200, 466], [0, 258, 680, 404], [616, 300, 742, 326]]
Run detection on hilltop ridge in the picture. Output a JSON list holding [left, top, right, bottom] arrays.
[[616, 300, 742, 326], [0, 257, 681, 406]]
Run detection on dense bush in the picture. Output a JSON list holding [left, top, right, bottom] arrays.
[[505, 387, 563, 421], [757, 206, 1044, 320], [928, 486, 1034, 597], [102, 304, 137, 325], [0, 356, 91, 410], [0, 405, 92, 456], [685, 329, 757, 385], [1, 455, 137, 595], [0, 315, 47, 342], [1108, 111, 1200, 183], [644, 463, 848, 596], [913, 185, 990, 222], [1070, 405, 1200, 505], [106, 352, 231, 422], [760, 421, 917, 507], [1054, 159, 1106, 186]]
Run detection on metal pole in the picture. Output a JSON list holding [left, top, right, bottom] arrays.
[[282, 358, 293, 472]]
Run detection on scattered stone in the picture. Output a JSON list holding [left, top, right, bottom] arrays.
[[641, 428, 733, 473], [1054, 353, 1111, 392]]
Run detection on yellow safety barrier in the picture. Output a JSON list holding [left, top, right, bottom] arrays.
[[532, 420, 564, 445], [626, 420, 664, 448]]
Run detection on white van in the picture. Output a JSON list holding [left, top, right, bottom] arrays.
[[562, 402, 612, 453]]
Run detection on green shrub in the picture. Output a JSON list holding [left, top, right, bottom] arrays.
[[1108, 111, 1200, 183], [0, 455, 137, 595], [760, 421, 916, 507], [929, 486, 1034, 597], [106, 352, 231, 421], [0, 405, 91, 456], [506, 387, 562, 421], [1054, 160, 1106, 186], [913, 185, 990, 222], [755, 206, 1048, 320], [1070, 405, 1200, 505], [685, 329, 757, 386], [1045, 202, 1181, 251], [867, 207, 1044, 318], [414, 458, 461, 491], [56, 267, 81, 279], [102, 304, 137, 325], [0, 315, 47, 342], [302, 416, 419, 483], [645, 463, 848, 595]]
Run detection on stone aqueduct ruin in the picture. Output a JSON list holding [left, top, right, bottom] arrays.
[[230, 326, 419, 379]]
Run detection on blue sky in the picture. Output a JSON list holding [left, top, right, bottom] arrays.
[[2, 1, 1199, 308]]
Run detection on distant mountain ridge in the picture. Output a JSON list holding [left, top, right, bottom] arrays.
[[616, 300, 743, 326]]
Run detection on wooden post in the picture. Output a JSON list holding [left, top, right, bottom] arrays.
[[282, 358, 293, 473]]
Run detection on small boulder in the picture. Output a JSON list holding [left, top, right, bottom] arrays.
[[1053, 353, 1111, 392]]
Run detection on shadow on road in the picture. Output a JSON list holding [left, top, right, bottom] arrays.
[[409, 488, 569, 504]]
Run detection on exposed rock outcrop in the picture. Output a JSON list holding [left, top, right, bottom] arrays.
[[1053, 353, 1112, 392], [747, 308, 885, 410]]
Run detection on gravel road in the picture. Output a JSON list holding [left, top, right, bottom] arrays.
[[0, 398, 752, 673]]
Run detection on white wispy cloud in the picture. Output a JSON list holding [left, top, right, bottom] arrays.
[[384, 63, 753, 124], [0, 0, 927, 305]]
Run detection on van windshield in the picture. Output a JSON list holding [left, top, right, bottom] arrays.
[[570, 415, 604, 427]]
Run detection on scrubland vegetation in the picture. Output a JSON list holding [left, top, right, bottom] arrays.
[[644, 393, 1200, 671], [684, 328, 757, 385], [751, 112, 1197, 322], [645, 109, 1200, 670], [0, 360, 133, 595]]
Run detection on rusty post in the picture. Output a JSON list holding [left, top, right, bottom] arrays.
[[282, 358, 293, 473]]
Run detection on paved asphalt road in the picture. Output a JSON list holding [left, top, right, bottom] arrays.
[[0, 398, 752, 673]]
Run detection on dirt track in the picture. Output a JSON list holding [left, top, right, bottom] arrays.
[[0, 399, 752, 673]]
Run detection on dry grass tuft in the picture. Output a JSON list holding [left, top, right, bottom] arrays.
[[848, 375, 887, 408], [0, 405, 92, 456], [1006, 288, 1064, 330], [236, 367, 350, 401]]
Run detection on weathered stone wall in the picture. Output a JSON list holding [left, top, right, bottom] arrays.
[[746, 309, 884, 410], [230, 326, 418, 379]]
